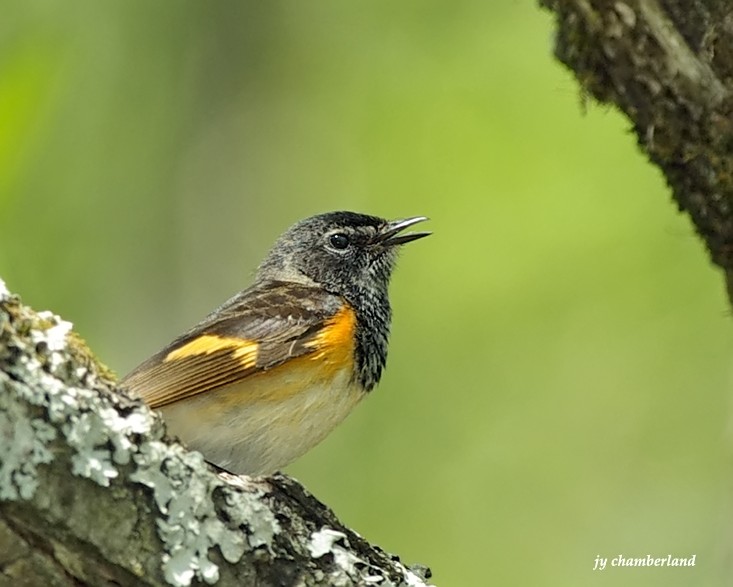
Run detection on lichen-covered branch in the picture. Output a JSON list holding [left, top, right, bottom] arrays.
[[0, 278, 432, 587], [541, 0, 733, 298]]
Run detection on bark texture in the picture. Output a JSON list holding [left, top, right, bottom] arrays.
[[542, 0, 733, 297], [0, 279, 432, 587]]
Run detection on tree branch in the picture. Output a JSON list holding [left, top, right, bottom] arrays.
[[541, 0, 733, 298], [0, 278, 432, 587]]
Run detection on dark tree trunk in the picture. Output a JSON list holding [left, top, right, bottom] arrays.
[[542, 0, 733, 300]]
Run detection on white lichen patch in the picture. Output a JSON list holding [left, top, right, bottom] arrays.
[[33, 311, 72, 351], [216, 480, 279, 550], [309, 527, 348, 558], [401, 567, 434, 587], [133, 448, 228, 585], [0, 277, 8, 300], [307, 526, 435, 587], [131, 444, 278, 586], [63, 411, 116, 484], [308, 527, 364, 585], [0, 379, 56, 500]]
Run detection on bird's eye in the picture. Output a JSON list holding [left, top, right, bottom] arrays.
[[328, 233, 350, 250]]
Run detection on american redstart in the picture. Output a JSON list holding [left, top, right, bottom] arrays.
[[123, 211, 430, 475]]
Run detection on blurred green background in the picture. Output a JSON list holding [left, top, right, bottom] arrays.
[[1, 1, 731, 585]]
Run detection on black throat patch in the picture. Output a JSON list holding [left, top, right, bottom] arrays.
[[349, 289, 392, 392]]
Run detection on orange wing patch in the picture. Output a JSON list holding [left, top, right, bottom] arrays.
[[165, 334, 258, 369]]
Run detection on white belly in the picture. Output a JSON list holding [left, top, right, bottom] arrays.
[[158, 365, 364, 475]]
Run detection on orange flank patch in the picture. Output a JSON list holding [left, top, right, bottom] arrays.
[[305, 304, 357, 372], [165, 334, 258, 368]]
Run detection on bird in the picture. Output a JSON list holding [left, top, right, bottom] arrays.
[[122, 211, 430, 475]]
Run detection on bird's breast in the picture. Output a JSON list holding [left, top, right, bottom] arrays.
[[157, 305, 365, 475]]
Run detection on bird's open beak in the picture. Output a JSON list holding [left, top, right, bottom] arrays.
[[374, 216, 431, 247]]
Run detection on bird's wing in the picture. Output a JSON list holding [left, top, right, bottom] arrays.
[[122, 282, 352, 408]]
